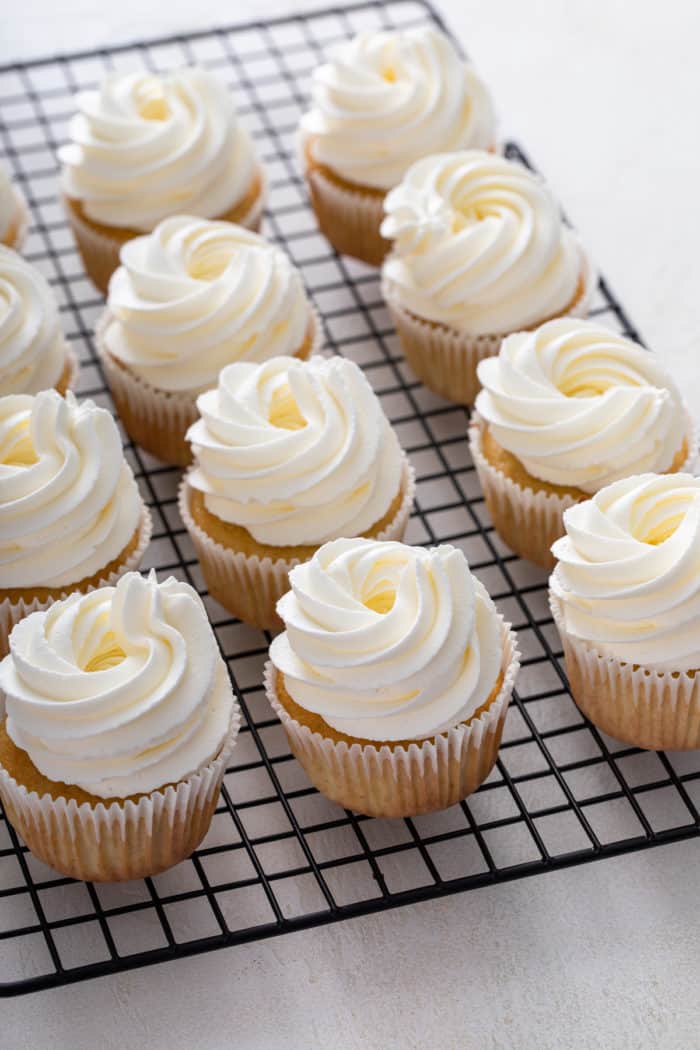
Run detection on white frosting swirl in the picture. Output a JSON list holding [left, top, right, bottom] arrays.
[[0, 166, 22, 244], [476, 319, 688, 492], [381, 150, 586, 335], [551, 473, 700, 672], [270, 538, 503, 740], [58, 68, 258, 231], [301, 27, 496, 191], [186, 355, 405, 547], [102, 216, 313, 394], [0, 572, 235, 797], [0, 247, 67, 396], [0, 390, 142, 589]]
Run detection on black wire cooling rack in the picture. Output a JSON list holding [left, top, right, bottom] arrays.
[[0, 0, 699, 998]]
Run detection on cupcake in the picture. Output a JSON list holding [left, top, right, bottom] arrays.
[[0, 164, 28, 251], [0, 571, 241, 880], [470, 318, 695, 569], [0, 389, 151, 655], [96, 216, 321, 466], [0, 246, 77, 396], [550, 473, 700, 751], [300, 27, 496, 266], [381, 150, 595, 404], [58, 68, 265, 294], [265, 537, 519, 817], [180, 354, 415, 630]]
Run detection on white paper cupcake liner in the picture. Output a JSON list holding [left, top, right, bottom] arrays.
[[304, 162, 389, 267], [57, 345, 80, 394], [95, 306, 323, 467], [4, 189, 29, 251], [264, 616, 519, 818], [550, 592, 700, 751], [0, 507, 152, 659], [0, 700, 241, 881], [470, 414, 698, 571], [179, 456, 416, 632], [382, 245, 596, 406]]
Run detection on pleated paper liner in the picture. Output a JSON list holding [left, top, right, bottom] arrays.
[[95, 305, 323, 468], [179, 457, 416, 632], [62, 165, 268, 296], [470, 414, 698, 571], [0, 688, 241, 882], [304, 161, 389, 267], [382, 245, 597, 407], [264, 617, 520, 818], [0, 507, 152, 658], [550, 592, 700, 751], [2, 190, 29, 251]]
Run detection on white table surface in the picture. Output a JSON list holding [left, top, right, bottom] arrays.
[[2, 1, 700, 1047]]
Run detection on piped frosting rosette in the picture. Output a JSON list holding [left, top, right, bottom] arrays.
[[265, 538, 519, 816]]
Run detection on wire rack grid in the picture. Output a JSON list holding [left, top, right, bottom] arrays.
[[0, 0, 698, 998]]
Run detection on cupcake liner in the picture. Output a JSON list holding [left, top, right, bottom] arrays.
[[55, 345, 80, 395], [4, 189, 29, 251], [63, 166, 268, 296], [0, 702, 241, 881], [550, 592, 700, 751], [304, 163, 389, 267], [470, 414, 698, 572], [264, 617, 519, 818], [0, 507, 152, 659], [179, 457, 416, 632], [382, 245, 596, 406], [95, 306, 323, 467]]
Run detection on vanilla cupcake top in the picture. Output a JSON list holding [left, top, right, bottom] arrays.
[[551, 474, 700, 672], [476, 319, 689, 492], [58, 68, 258, 232], [0, 390, 142, 589], [102, 217, 313, 394], [301, 27, 495, 191], [381, 151, 588, 335], [0, 165, 24, 245], [0, 571, 236, 797], [0, 247, 67, 396], [270, 538, 504, 740], [186, 355, 406, 546]]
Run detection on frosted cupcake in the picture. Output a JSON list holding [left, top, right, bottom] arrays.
[[58, 68, 265, 293], [550, 473, 700, 750], [96, 216, 321, 466], [300, 27, 496, 266], [265, 537, 519, 817], [0, 390, 151, 655], [381, 151, 595, 404], [180, 355, 415, 630], [0, 246, 77, 396], [470, 318, 695, 569], [0, 164, 28, 251], [0, 571, 240, 880]]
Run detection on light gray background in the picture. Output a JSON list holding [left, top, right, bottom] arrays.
[[2, 2, 700, 1047]]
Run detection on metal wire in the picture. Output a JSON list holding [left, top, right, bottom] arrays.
[[0, 0, 698, 998]]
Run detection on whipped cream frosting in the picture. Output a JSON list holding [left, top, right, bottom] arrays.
[[476, 318, 688, 492], [270, 537, 503, 740], [381, 150, 587, 335], [0, 571, 235, 797], [103, 216, 313, 394], [551, 474, 700, 672], [58, 68, 258, 232], [0, 247, 67, 396], [0, 390, 142, 589], [301, 27, 496, 191], [187, 355, 405, 546], [0, 165, 21, 244]]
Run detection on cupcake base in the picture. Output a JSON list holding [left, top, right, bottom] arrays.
[[63, 167, 267, 295], [0, 702, 241, 881], [264, 618, 519, 818], [382, 248, 596, 406], [2, 190, 29, 251], [550, 594, 700, 751], [95, 307, 322, 467], [179, 457, 416, 631], [470, 415, 697, 571], [0, 509, 152, 657]]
